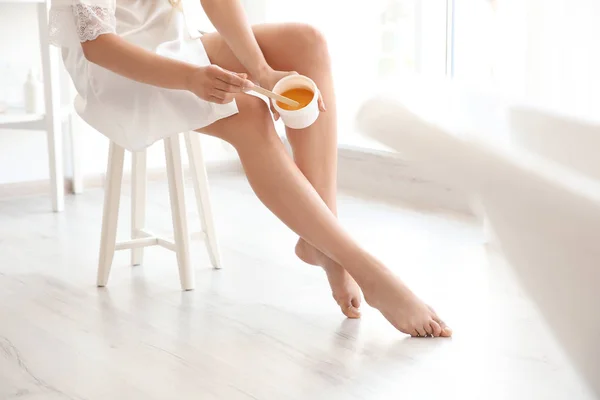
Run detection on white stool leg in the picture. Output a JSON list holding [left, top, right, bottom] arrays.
[[164, 135, 194, 290], [97, 142, 125, 287], [68, 114, 84, 194], [184, 132, 222, 269], [38, 2, 64, 212], [46, 116, 64, 212], [131, 150, 147, 266]]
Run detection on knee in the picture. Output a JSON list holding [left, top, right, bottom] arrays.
[[233, 96, 279, 145], [290, 24, 330, 65]]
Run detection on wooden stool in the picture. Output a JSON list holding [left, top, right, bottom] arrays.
[[96, 132, 221, 291]]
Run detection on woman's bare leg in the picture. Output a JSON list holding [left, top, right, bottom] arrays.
[[280, 26, 363, 319], [202, 24, 364, 319], [199, 25, 451, 337], [197, 94, 448, 336]]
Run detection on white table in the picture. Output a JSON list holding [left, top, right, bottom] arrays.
[[0, 0, 82, 212]]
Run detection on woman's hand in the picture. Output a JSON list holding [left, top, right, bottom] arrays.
[[257, 68, 326, 121], [187, 65, 254, 104]]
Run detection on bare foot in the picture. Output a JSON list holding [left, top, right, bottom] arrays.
[[362, 266, 452, 337], [295, 239, 362, 318]]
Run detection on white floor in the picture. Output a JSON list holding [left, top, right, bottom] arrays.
[[0, 173, 595, 400]]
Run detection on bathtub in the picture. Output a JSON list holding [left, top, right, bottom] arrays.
[[356, 81, 600, 397]]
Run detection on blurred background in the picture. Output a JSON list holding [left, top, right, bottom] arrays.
[[2, 0, 599, 185], [1, 1, 599, 398]]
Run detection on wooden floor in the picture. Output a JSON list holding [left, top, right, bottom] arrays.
[[0, 173, 595, 400]]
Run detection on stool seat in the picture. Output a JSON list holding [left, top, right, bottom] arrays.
[[97, 132, 221, 291]]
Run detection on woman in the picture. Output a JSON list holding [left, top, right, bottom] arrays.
[[49, 0, 451, 338]]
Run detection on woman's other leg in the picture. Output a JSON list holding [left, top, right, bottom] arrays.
[[197, 93, 450, 337], [202, 24, 364, 319]]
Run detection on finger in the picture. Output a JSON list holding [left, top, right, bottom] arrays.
[[210, 89, 226, 100], [213, 79, 246, 94], [269, 101, 280, 121], [235, 72, 254, 91], [318, 92, 326, 112], [211, 89, 236, 102], [215, 68, 253, 89], [209, 94, 234, 105], [209, 95, 225, 104]]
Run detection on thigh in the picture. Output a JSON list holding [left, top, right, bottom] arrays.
[[196, 93, 276, 146], [200, 23, 327, 78]]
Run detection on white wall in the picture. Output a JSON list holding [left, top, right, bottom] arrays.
[[0, 2, 269, 186]]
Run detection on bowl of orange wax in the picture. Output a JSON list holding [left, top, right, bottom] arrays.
[[272, 75, 320, 129]]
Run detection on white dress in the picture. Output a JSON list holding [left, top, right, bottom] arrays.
[[49, 0, 238, 151]]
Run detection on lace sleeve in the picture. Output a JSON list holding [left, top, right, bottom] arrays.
[[49, 0, 116, 48]]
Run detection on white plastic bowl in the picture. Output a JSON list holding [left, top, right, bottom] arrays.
[[272, 75, 320, 129]]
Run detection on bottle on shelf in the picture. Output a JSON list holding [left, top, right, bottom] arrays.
[[24, 68, 44, 114]]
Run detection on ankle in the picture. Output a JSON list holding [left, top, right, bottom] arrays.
[[295, 239, 319, 266], [348, 254, 391, 296], [295, 239, 348, 274]]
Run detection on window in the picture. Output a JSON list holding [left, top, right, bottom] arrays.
[[451, 0, 600, 118], [258, 0, 600, 144], [262, 0, 449, 146]]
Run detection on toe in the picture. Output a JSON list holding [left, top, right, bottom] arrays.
[[351, 296, 362, 309], [415, 326, 427, 337], [436, 319, 452, 337], [430, 320, 442, 337], [424, 323, 434, 337], [342, 305, 361, 319], [428, 306, 452, 337], [340, 298, 361, 319]]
